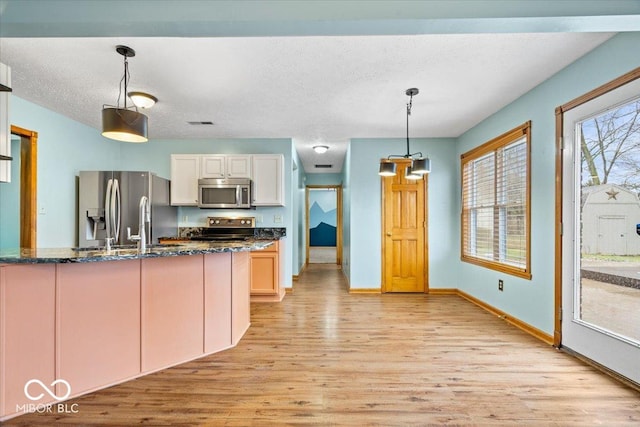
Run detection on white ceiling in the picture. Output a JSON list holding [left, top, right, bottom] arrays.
[[0, 33, 614, 172]]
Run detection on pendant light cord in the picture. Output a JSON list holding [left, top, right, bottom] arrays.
[[116, 55, 131, 110], [406, 93, 412, 157]]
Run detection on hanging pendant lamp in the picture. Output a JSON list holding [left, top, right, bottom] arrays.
[[102, 45, 152, 143], [378, 88, 431, 177]]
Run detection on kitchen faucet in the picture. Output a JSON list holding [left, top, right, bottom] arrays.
[[127, 195, 150, 251]]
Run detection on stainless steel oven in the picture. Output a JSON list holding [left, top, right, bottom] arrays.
[[198, 178, 251, 209], [189, 217, 256, 241]]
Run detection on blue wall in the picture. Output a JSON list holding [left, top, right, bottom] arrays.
[[306, 173, 343, 186], [347, 137, 458, 289], [8, 96, 124, 247], [341, 144, 351, 278], [293, 153, 306, 276], [118, 137, 295, 287], [5, 99, 296, 284], [455, 32, 640, 335]]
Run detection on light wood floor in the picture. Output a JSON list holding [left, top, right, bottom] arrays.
[[5, 264, 640, 426], [309, 246, 337, 264]]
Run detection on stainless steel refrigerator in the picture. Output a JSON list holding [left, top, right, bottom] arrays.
[[78, 171, 177, 247]]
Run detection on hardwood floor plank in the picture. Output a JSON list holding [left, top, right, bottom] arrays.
[[3, 264, 640, 425]]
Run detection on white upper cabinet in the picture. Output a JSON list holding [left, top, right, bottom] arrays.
[[226, 156, 251, 178], [252, 154, 284, 206], [170, 155, 200, 206], [200, 156, 225, 178], [200, 155, 251, 179], [170, 153, 284, 207]]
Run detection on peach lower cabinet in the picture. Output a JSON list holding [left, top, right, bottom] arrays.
[[250, 239, 285, 302], [0, 251, 250, 421]]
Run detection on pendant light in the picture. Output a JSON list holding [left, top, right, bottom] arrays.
[[102, 45, 154, 143], [378, 88, 431, 177], [128, 91, 158, 109]]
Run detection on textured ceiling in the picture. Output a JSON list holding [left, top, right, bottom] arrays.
[[0, 33, 614, 172]]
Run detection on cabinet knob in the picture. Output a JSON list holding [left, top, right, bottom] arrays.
[[386, 232, 392, 236]]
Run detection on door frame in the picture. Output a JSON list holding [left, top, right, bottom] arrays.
[[10, 125, 37, 249], [305, 185, 342, 266], [380, 158, 429, 293], [554, 66, 640, 347]]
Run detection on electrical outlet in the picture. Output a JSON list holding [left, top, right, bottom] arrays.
[[498, 279, 504, 291], [274, 215, 283, 223]]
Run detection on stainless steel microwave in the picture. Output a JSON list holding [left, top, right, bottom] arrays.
[[198, 178, 251, 209]]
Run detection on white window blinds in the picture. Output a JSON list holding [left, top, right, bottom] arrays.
[[461, 122, 531, 279]]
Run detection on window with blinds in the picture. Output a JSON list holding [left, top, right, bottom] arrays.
[[461, 121, 531, 279]]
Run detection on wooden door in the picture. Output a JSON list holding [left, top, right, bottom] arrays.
[[382, 159, 427, 292]]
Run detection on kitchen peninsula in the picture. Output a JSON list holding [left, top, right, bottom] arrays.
[[0, 240, 269, 421]]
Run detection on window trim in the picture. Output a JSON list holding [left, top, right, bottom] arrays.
[[461, 121, 532, 279]]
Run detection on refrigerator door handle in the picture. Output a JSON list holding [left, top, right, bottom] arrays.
[[112, 179, 121, 242], [105, 178, 113, 242]]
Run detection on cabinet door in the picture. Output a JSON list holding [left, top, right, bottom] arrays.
[[0, 264, 55, 418], [204, 253, 232, 353], [250, 252, 278, 295], [170, 154, 200, 206], [226, 155, 252, 178], [141, 255, 204, 372], [57, 260, 141, 397], [200, 155, 226, 178], [231, 252, 250, 345], [251, 154, 284, 206]]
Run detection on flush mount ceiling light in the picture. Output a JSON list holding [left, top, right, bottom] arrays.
[[378, 88, 431, 177], [102, 45, 153, 143], [127, 91, 158, 109], [313, 145, 329, 154]]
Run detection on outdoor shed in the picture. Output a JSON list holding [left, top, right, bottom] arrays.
[[582, 184, 640, 255]]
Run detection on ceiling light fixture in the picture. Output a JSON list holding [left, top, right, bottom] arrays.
[[313, 145, 329, 154], [378, 88, 431, 177], [101, 45, 152, 143], [128, 91, 158, 109]]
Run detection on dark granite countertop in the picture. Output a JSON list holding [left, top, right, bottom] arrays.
[[0, 240, 273, 265]]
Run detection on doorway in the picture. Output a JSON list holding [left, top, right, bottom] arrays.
[[10, 125, 37, 248], [381, 159, 428, 293], [556, 67, 640, 385], [305, 185, 342, 265]]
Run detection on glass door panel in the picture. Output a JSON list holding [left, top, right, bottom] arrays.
[[562, 77, 640, 384]]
